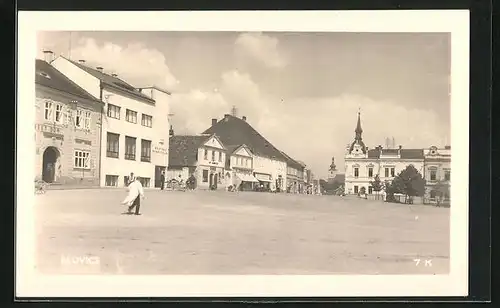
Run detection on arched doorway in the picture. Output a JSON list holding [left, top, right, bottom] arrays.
[[42, 147, 59, 183]]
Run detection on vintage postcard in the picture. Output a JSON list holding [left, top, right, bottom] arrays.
[[16, 10, 469, 297]]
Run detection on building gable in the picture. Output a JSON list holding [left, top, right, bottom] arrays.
[[203, 135, 225, 150], [234, 146, 252, 157]]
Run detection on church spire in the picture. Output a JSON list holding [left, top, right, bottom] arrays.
[[355, 109, 363, 140]]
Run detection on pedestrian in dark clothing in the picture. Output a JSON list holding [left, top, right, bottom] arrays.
[[160, 171, 165, 190]]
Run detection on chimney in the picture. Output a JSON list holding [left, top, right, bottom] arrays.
[[242, 116, 247, 121], [111, 73, 118, 77], [224, 114, 230, 122], [96, 66, 103, 73], [43, 50, 54, 63], [445, 145, 451, 150], [211, 118, 217, 126], [399, 145, 402, 149], [169, 125, 174, 137], [78, 59, 86, 64]]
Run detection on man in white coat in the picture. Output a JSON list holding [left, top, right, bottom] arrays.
[[121, 176, 145, 215]]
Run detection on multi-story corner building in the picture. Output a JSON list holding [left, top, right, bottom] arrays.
[[167, 133, 227, 190], [344, 112, 425, 195], [423, 145, 451, 202], [202, 114, 288, 192], [51, 56, 170, 188], [35, 57, 103, 186]]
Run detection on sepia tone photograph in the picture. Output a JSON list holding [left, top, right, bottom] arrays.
[[17, 11, 469, 297]]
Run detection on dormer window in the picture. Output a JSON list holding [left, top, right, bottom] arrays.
[[37, 71, 51, 79]]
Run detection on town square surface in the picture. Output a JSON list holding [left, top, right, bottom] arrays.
[[35, 189, 450, 275]]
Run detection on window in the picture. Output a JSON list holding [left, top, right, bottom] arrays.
[[107, 104, 120, 119], [211, 150, 216, 161], [141, 139, 152, 162], [126, 109, 137, 123], [44, 101, 53, 120], [204, 149, 208, 160], [368, 167, 373, 178], [202, 170, 209, 182], [75, 109, 83, 128], [218, 151, 222, 162], [125, 136, 136, 160], [106, 132, 119, 158], [385, 168, 389, 178], [354, 167, 359, 178], [245, 158, 249, 167], [390, 168, 395, 177], [84, 111, 91, 129], [138, 177, 150, 187], [368, 186, 373, 194], [105, 175, 119, 187], [430, 170, 437, 181], [55, 104, 63, 123], [354, 186, 359, 194], [74, 150, 90, 169], [444, 170, 451, 181], [141, 114, 152, 127]]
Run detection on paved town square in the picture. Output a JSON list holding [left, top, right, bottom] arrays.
[[35, 189, 450, 275]]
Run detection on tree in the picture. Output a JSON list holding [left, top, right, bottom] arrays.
[[369, 174, 384, 200], [391, 165, 425, 203]]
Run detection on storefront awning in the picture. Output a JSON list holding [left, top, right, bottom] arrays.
[[254, 173, 272, 182], [236, 173, 260, 183]]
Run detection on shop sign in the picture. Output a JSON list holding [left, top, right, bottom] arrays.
[[153, 144, 168, 154]]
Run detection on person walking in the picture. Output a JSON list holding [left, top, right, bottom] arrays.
[[160, 171, 165, 190], [121, 175, 145, 215]]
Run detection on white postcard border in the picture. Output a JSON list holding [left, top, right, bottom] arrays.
[[16, 10, 470, 297]]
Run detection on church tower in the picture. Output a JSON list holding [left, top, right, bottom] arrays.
[[328, 156, 337, 180], [346, 110, 367, 158]]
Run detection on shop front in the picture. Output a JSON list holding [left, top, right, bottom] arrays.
[[254, 172, 272, 191], [234, 170, 259, 191], [198, 165, 225, 190]]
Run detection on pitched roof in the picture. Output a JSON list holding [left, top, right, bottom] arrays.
[[168, 135, 211, 167], [35, 59, 100, 102], [366, 148, 424, 159], [279, 150, 304, 170], [202, 114, 288, 162], [66, 58, 155, 104]]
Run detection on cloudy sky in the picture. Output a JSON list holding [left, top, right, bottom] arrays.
[[37, 31, 451, 178]]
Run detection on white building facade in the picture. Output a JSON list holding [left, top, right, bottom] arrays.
[[253, 155, 287, 191], [51, 56, 170, 188], [224, 144, 259, 191], [344, 112, 425, 195], [423, 146, 451, 202]]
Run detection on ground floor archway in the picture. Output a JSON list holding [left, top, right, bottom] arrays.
[[42, 146, 60, 183]]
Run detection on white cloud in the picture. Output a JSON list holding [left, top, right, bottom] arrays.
[[234, 32, 288, 68], [37, 34, 179, 91]]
